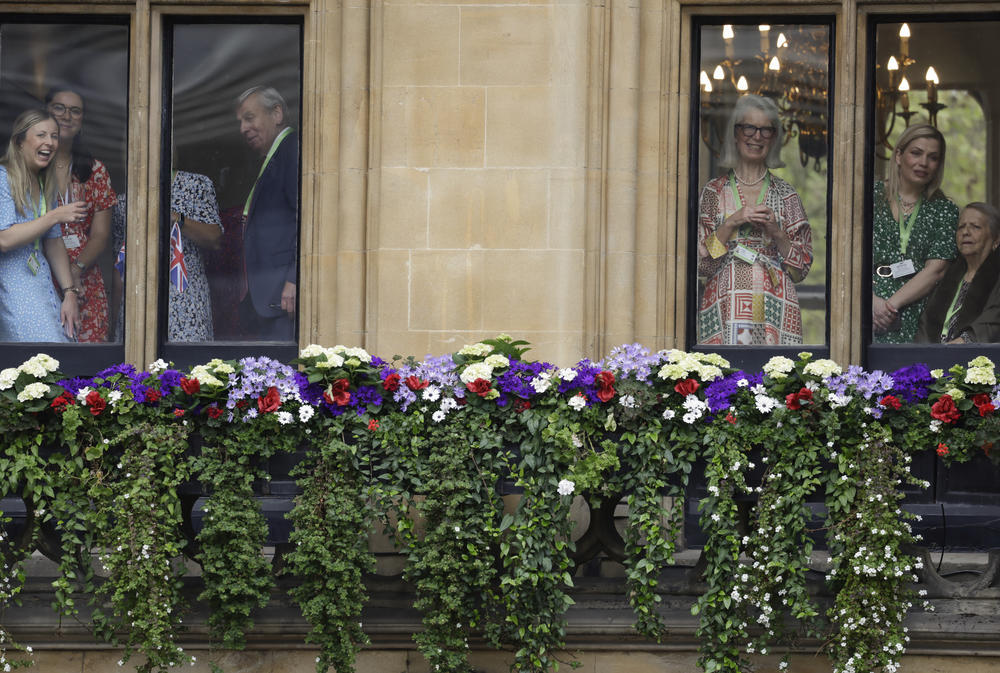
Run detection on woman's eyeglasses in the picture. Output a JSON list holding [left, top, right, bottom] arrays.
[[734, 123, 776, 139], [49, 103, 84, 119]]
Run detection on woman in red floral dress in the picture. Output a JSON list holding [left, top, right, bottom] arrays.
[[45, 87, 115, 342]]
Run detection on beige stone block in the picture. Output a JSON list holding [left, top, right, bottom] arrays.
[[354, 649, 409, 672], [374, 330, 432, 360], [552, 5, 589, 88], [514, 330, 587, 365], [382, 6, 460, 86], [374, 250, 413, 334], [605, 168, 638, 253], [425, 331, 485, 355], [428, 169, 549, 249], [548, 168, 587, 250], [486, 86, 584, 168], [27, 651, 83, 671], [382, 87, 486, 168], [481, 251, 584, 332], [594, 651, 700, 672], [410, 251, 484, 330], [338, 167, 368, 252], [378, 168, 429, 249], [460, 7, 553, 86]]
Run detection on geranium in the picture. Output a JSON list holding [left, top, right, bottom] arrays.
[[937, 443, 949, 457], [784, 387, 813, 410], [324, 379, 351, 406], [930, 395, 961, 424], [179, 377, 200, 395], [205, 405, 224, 419], [50, 391, 74, 413], [568, 394, 586, 411], [145, 389, 162, 404], [368, 419, 380, 431], [972, 393, 995, 417], [466, 378, 492, 397], [383, 372, 401, 391], [86, 390, 107, 416], [594, 371, 615, 403], [405, 375, 429, 391], [674, 378, 699, 396], [878, 395, 901, 410]]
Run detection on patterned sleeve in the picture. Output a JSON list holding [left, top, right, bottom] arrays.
[[697, 179, 726, 278], [777, 186, 812, 283], [174, 172, 222, 229], [924, 198, 959, 262], [85, 160, 117, 212]]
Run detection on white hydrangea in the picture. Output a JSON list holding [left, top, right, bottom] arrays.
[[460, 362, 494, 384], [23, 353, 59, 374], [315, 351, 345, 368], [696, 352, 731, 368], [763, 356, 795, 380], [189, 366, 224, 388], [695, 364, 724, 381], [557, 479, 575, 496], [458, 342, 493, 357], [804, 358, 842, 378], [568, 395, 587, 411], [657, 363, 690, 381], [338, 346, 372, 363], [0, 368, 18, 390], [483, 354, 510, 369], [299, 344, 327, 358], [17, 382, 50, 402], [968, 355, 995, 369], [17, 359, 47, 378], [205, 358, 235, 375], [965, 366, 996, 386]]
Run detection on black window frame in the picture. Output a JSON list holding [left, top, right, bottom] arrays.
[[686, 14, 836, 371], [0, 13, 130, 375], [158, 15, 305, 370]]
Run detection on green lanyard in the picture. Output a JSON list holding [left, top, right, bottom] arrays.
[[897, 195, 922, 257], [729, 170, 771, 209], [243, 127, 293, 217], [940, 281, 965, 341], [26, 179, 47, 274]]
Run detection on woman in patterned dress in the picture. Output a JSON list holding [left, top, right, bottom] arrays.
[[872, 124, 958, 343], [697, 94, 813, 345], [0, 109, 87, 341], [45, 87, 116, 342]]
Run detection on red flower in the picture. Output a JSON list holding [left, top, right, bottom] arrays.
[[785, 392, 802, 411], [323, 378, 351, 406], [595, 370, 616, 403], [368, 419, 380, 431], [145, 389, 162, 404], [206, 406, 223, 419], [936, 442, 949, 457], [514, 399, 532, 413], [258, 386, 281, 414], [973, 393, 995, 417], [456, 396, 467, 406], [674, 378, 699, 397], [930, 395, 961, 424], [383, 372, 401, 392], [236, 400, 248, 409], [86, 390, 106, 416], [179, 377, 200, 395], [405, 375, 429, 391], [879, 395, 901, 410], [797, 387, 813, 403], [466, 378, 492, 397], [50, 392, 74, 413], [725, 412, 736, 425], [174, 408, 186, 418]]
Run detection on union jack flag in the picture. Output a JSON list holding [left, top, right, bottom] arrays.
[[169, 220, 187, 292], [114, 243, 126, 279]]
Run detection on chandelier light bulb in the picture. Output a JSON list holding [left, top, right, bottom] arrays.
[[723, 24, 735, 40], [704, 80, 713, 93], [925, 66, 939, 84], [736, 76, 749, 91], [713, 65, 725, 80], [769, 56, 780, 71], [776, 33, 788, 48], [700, 70, 711, 87], [887, 56, 898, 71], [898, 76, 910, 92], [758, 25, 770, 33], [899, 23, 910, 39]]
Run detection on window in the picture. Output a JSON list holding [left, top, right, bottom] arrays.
[[0, 17, 128, 371], [160, 19, 303, 366], [689, 19, 832, 365]]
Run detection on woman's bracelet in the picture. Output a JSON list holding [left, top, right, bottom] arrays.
[[62, 286, 81, 298]]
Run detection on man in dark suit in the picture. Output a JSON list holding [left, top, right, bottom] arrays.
[[235, 85, 298, 341]]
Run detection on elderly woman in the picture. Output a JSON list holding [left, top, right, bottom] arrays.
[[697, 94, 813, 345], [916, 203, 1000, 343], [0, 109, 87, 341], [45, 86, 116, 342], [872, 124, 958, 343]]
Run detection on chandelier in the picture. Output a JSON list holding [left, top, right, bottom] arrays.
[[875, 23, 945, 156], [698, 24, 830, 171]]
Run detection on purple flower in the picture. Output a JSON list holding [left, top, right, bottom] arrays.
[[890, 363, 933, 403], [496, 360, 551, 400], [601, 343, 660, 383]]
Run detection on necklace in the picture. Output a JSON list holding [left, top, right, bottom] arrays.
[[734, 167, 767, 186]]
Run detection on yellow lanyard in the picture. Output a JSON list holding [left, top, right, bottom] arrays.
[[243, 127, 293, 217], [897, 195, 922, 257], [940, 281, 965, 341]]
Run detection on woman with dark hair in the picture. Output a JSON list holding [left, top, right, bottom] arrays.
[[872, 123, 958, 343], [45, 86, 116, 342], [916, 202, 1000, 343], [0, 109, 87, 341], [696, 94, 813, 345]]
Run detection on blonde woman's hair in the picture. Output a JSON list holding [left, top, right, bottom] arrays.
[[0, 109, 60, 218], [886, 123, 947, 202], [718, 94, 785, 170]]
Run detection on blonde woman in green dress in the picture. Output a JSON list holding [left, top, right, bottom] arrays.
[[872, 124, 958, 343]]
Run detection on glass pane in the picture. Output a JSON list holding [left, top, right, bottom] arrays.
[[0, 21, 128, 343], [694, 22, 830, 346], [167, 22, 301, 343], [872, 20, 996, 345]]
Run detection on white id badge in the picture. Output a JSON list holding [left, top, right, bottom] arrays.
[[27, 251, 41, 275], [62, 233, 81, 249], [733, 244, 758, 265], [890, 259, 916, 279]]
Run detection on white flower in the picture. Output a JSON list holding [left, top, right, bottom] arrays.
[[108, 390, 123, 404], [557, 479, 575, 496], [965, 366, 996, 386], [277, 411, 294, 425], [17, 358, 47, 378], [336, 346, 372, 363], [763, 356, 795, 380], [298, 405, 315, 422], [460, 362, 494, 384], [571, 434, 583, 448], [929, 420, 942, 433], [17, 382, 50, 402], [0, 368, 18, 390], [530, 373, 552, 393], [695, 364, 724, 381], [657, 363, 689, 381], [829, 393, 852, 408], [432, 410, 447, 423], [568, 395, 587, 411], [189, 365, 224, 388], [557, 368, 577, 382], [316, 352, 345, 368], [804, 358, 842, 378], [422, 385, 441, 402], [483, 354, 510, 369], [148, 359, 169, 374], [458, 342, 493, 357], [76, 387, 93, 404], [736, 377, 749, 388], [440, 397, 458, 411], [755, 395, 778, 414], [662, 408, 676, 420], [299, 344, 327, 358], [618, 394, 637, 409], [682, 411, 698, 424]]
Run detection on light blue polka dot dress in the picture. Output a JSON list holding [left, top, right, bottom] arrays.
[[0, 166, 69, 342]]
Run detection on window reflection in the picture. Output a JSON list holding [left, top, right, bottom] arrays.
[[694, 23, 830, 346], [0, 22, 128, 343], [872, 20, 996, 345], [166, 22, 301, 343]]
